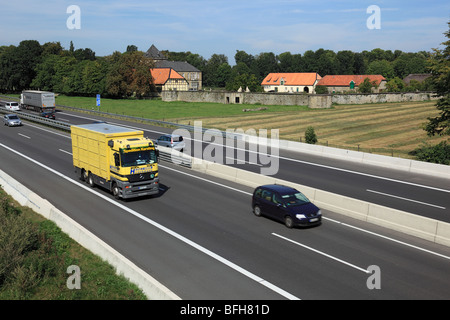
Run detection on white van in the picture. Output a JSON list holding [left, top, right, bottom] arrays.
[[4, 101, 20, 111]]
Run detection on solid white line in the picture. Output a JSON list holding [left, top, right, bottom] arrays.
[[367, 189, 446, 210], [59, 111, 450, 194], [160, 164, 253, 196], [273, 233, 369, 273], [12, 119, 450, 262], [0, 142, 299, 300], [323, 217, 450, 261], [18, 133, 31, 139]]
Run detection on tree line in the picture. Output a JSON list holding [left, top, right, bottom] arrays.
[[0, 40, 434, 97], [165, 48, 433, 92], [0, 41, 153, 98]]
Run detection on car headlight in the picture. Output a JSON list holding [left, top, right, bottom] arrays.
[[317, 210, 322, 215], [296, 214, 306, 219]]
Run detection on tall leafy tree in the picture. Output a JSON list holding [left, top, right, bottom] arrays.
[[106, 51, 153, 98], [425, 21, 450, 136]]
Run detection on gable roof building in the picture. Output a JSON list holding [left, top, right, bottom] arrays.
[[317, 75, 386, 93], [261, 73, 322, 93], [145, 44, 202, 91], [150, 68, 188, 92]]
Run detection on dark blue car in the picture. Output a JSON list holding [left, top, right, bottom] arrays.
[[252, 184, 322, 228]]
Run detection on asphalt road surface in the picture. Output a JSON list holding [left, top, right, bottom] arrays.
[[1, 113, 449, 299]]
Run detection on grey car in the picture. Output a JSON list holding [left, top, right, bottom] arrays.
[[156, 134, 185, 152], [3, 114, 22, 127]]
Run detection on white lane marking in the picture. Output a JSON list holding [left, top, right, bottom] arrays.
[[0, 142, 299, 300], [367, 189, 446, 210], [59, 111, 450, 194], [18, 133, 31, 139], [59, 149, 72, 156], [11, 120, 450, 262], [323, 217, 450, 261], [272, 233, 370, 274]]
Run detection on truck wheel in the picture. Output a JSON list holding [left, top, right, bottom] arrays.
[[88, 173, 95, 187], [81, 169, 87, 182], [112, 184, 120, 200]]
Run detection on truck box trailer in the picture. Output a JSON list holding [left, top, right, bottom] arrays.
[[20, 90, 56, 119], [71, 123, 160, 199]]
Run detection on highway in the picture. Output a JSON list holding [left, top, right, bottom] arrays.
[[1, 112, 450, 299], [56, 108, 450, 223]]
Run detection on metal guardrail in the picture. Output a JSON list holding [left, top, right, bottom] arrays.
[[1, 95, 245, 140], [56, 103, 245, 141], [0, 107, 71, 131], [0, 105, 192, 168]]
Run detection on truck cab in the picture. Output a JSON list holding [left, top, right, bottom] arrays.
[[71, 123, 160, 199]]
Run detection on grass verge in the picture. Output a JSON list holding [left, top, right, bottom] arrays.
[[0, 187, 147, 300]]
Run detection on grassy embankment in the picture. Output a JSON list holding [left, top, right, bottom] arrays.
[[54, 95, 446, 159], [0, 188, 147, 300]]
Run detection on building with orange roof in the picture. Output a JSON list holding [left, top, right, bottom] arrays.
[[150, 68, 188, 92], [146, 45, 202, 91], [261, 73, 322, 94], [317, 75, 386, 93]]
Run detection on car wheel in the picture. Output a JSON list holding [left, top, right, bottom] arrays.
[[253, 205, 262, 217], [285, 216, 294, 228]]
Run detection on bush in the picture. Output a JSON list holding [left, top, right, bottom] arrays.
[[412, 141, 450, 165], [305, 126, 318, 144]]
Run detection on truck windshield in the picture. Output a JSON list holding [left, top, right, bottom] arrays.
[[120, 149, 157, 167]]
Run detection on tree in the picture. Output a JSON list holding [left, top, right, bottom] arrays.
[[105, 51, 153, 98], [305, 126, 318, 144], [203, 54, 229, 87], [385, 77, 405, 92], [367, 60, 395, 79], [425, 21, 450, 137], [0, 40, 43, 91], [358, 78, 378, 93]]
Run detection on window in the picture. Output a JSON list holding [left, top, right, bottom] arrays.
[[261, 190, 273, 202], [282, 192, 310, 207]]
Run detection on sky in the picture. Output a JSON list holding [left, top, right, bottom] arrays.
[[0, 0, 449, 64]]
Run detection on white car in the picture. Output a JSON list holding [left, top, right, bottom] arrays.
[[4, 101, 20, 111]]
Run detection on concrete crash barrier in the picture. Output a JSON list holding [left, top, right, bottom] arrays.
[[0, 169, 180, 300], [185, 157, 450, 247], [242, 133, 450, 180]]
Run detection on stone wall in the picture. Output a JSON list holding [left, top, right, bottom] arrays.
[[332, 92, 437, 105], [161, 91, 437, 109]]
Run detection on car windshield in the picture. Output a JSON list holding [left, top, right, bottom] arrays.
[[120, 149, 157, 167], [282, 192, 310, 206], [8, 115, 19, 120]]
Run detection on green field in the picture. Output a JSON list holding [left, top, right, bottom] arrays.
[[52, 95, 447, 159], [54, 95, 308, 120], [5, 93, 447, 158]]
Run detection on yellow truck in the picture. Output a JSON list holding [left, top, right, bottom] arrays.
[[71, 123, 159, 199]]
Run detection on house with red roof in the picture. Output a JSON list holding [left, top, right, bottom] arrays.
[[261, 73, 322, 94], [317, 75, 386, 93], [150, 68, 188, 92]]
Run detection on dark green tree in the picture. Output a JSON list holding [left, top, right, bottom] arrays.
[[305, 126, 318, 144], [425, 21, 450, 137]]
